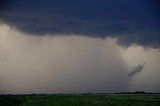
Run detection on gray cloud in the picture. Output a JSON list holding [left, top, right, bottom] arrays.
[[0, 24, 129, 94]]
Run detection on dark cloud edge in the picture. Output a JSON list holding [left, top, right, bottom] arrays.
[[0, 13, 160, 49]]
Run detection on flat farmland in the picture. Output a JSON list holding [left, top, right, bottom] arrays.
[[0, 94, 160, 106]]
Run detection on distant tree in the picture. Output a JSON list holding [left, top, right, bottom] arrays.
[[135, 91, 146, 94]]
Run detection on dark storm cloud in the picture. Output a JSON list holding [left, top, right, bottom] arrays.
[[0, 0, 160, 48]]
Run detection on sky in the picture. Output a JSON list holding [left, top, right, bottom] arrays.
[[0, 0, 160, 94]]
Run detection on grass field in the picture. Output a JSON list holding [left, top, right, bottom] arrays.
[[0, 94, 160, 106]]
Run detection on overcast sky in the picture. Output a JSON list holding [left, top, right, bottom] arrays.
[[0, 0, 160, 94]]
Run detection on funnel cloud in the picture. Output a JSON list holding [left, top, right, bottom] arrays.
[[129, 63, 146, 77]]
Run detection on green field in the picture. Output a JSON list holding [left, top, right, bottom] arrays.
[[0, 94, 160, 106]]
